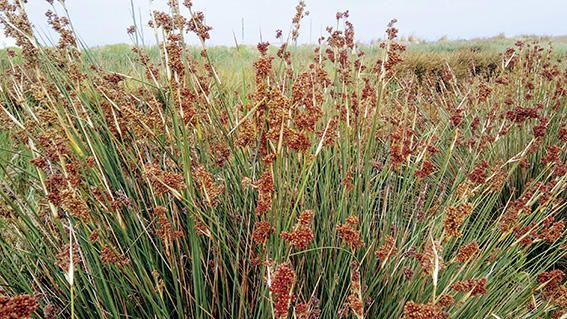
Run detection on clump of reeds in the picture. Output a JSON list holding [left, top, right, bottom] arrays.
[[0, 0, 565, 318]]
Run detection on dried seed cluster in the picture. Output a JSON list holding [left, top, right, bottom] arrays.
[[0, 1, 565, 318]]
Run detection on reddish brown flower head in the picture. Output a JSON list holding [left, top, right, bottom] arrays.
[[559, 127, 567, 143], [436, 294, 454, 307], [252, 220, 274, 245], [403, 301, 447, 319], [443, 203, 473, 238], [187, 11, 212, 41], [154, 206, 183, 242], [126, 25, 136, 35], [450, 110, 464, 127], [538, 270, 565, 293], [295, 302, 309, 318], [505, 105, 540, 123], [415, 240, 444, 275], [336, 216, 365, 249], [389, 127, 415, 170], [193, 165, 224, 207], [375, 235, 397, 262], [537, 217, 565, 243], [415, 160, 435, 179], [55, 243, 81, 272], [0, 294, 38, 319], [403, 267, 415, 280], [144, 164, 185, 195], [43, 303, 57, 319], [499, 196, 529, 232], [454, 240, 480, 263], [257, 170, 275, 194], [254, 55, 275, 80], [284, 128, 311, 151], [347, 261, 364, 318], [295, 296, 321, 319], [532, 119, 548, 138], [255, 170, 275, 215], [451, 278, 488, 296], [100, 246, 130, 267], [257, 41, 270, 56], [542, 145, 561, 165], [281, 210, 315, 250], [468, 161, 489, 184], [270, 263, 296, 318]]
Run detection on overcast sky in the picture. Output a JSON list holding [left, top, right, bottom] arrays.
[[1, 0, 566, 47]]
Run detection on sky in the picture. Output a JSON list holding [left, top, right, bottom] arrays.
[[1, 0, 566, 48]]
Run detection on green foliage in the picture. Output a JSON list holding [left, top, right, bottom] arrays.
[[0, 2, 566, 319]]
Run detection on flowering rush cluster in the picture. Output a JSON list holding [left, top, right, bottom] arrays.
[[0, 294, 38, 319], [0, 0, 565, 318], [270, 263, 296, 318]]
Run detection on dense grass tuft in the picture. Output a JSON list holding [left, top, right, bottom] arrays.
[[0, 1, 566, 318]]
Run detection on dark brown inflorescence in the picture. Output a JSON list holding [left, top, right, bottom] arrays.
[[0, 294, 38, 319], [0, 1, 566, 318], [403, 301, 447, 319], [100, 246, 130, 267], [454, 240, 480, 263], [443, 203, 473, 238], [336, 216, 365, 249], [281, 210, 315, 249], [450, 278, 488, 296], [144, 164, 185, 196], [375, 235, 398, 262], [270, 263, 296, 318], [153, 206, 184, 242], [252, 220, 274, 245], [255, 170, 275, 216]]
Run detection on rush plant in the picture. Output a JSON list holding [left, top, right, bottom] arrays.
[[0, 1, 565, 318]]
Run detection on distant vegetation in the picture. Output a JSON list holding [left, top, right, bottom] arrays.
[[2, 34, 566, 84]]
